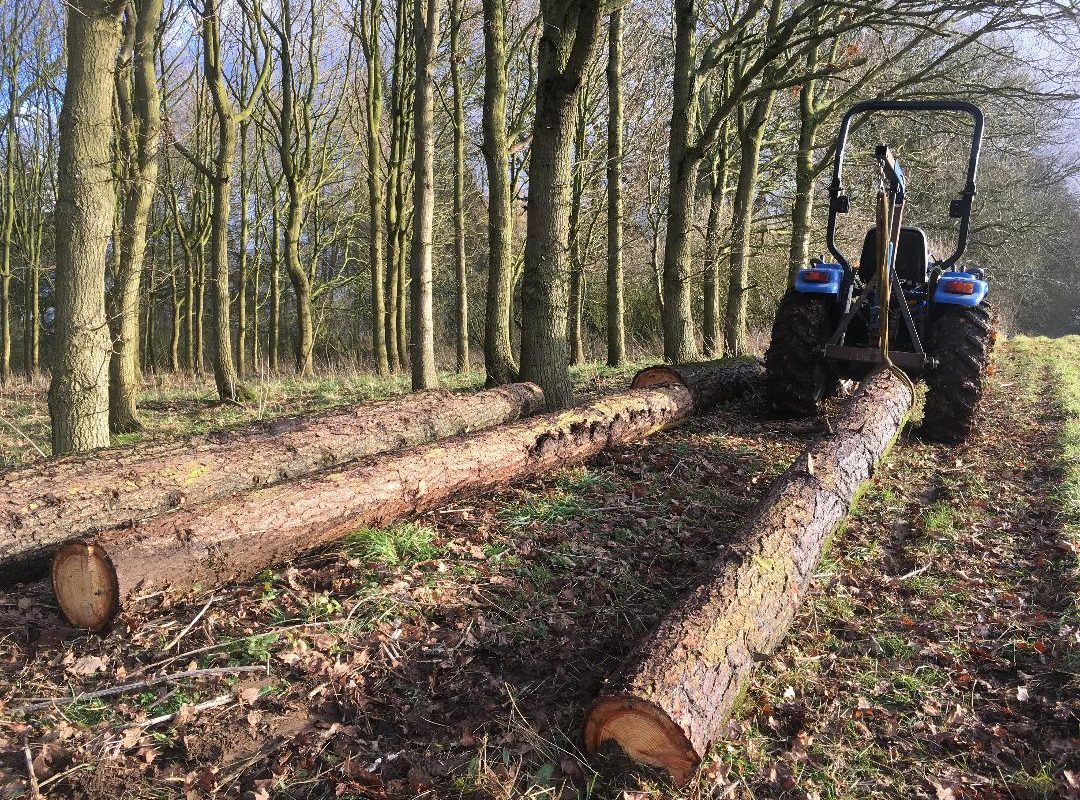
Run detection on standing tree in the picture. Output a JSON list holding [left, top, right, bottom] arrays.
[[50, 0, 123, 454], [176, 0, 270, 401], [480, 0, 517, 385], [355, 0, 389, 375], [449, 0, 468, 373], [408, 0, 438, 388], [605, 7, 625, 368], [109, 0, 163, 430], [519, 0, 602, 409]]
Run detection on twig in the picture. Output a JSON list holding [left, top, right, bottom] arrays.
[[23, 732, 42, 800], [138, 692, 234, 728], [0, 415, 47, 459], [13, 665, 264, 714], [161, 594, 217, 652], [898, 562, 932, 580]]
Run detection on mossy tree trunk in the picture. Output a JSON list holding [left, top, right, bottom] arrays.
[[519, 0, 602, 410], [605, 8, 625, 368], [481, 0, 518, 385]]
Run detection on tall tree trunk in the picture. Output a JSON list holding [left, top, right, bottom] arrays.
[[605, 8, 625, 368], [275, 0, 315, 377], [359, 0, 388, 376], [450, 0, 468, 373], [660, 0, 700, 363], [567, 95, 587, 367], [481, 0, 517, 385], [409, 0, 439, 389], [789, 72, 820, 281], [0, 108, 14, 385], [519, 0, 602, 410], [109, 0, 162, 432], [168, 230, 180, 371], [723, 91, 774, 356], [702, 129, 730, 357], [236, 120, 250, 376], [50, 0, 121, 455], [269, 197, 281, 372]]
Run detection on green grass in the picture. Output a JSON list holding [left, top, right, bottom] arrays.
[[343, 522, 442, 566]]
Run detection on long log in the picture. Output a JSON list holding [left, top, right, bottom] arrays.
[[631, 359, 761, 412], [583, 370, 914, 784], [1, 384, 544, 574], [52, 361, 762, 631]]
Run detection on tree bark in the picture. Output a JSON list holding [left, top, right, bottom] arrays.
[[109, 0, 162, 432], [702, 98, 731, 358], [3, 383, 546, 577], [583, 371, 914, 784], [274, 0, 315, 377], [409, 0, 439, 389], [660, 0, 700, 364], [520, 0, 602, 410], [567, 95, 588, 368], [49, 0, 122, 455], [605, 9, 625, 369], [723, 90, 774, 357], [51, 362, 759, 630], [450, 0, 469, 374], [481, 0, 517, 386], [358, 0, 389, 376]]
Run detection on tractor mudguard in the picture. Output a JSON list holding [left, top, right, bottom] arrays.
[[932, 270, 988, 307], [794, 263, 844, 295]]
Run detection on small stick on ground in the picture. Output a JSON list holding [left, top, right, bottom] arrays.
[[13, 665, 265, 714], [23, 732, 42, 800]]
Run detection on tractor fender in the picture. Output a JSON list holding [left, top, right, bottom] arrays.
[[932, 270, 988, 307], [794, 263, 844, 294]]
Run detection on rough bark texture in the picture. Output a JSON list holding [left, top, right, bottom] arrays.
[[359, 0, 388, 376], [605, 9, 625, 368], [660, 0, 700, 364], [51, 362, 758, 630], [583, 370, 914, 783], [109, 0, 162, 432], [519, 0, 602, 410], [2, 384, 545, 576], [723, 90, 773, 357], [481, 0, 518, 386], [631, 360, 763, 414], [409, 0, 439, 390], [450, 0, 469, 374], [49, 0, 121, 455]]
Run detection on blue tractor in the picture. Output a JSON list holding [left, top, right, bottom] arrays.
[[765, 99, 995, 442]]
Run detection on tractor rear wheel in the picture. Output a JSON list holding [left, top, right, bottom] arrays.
[[920, 301, 994, 443], [765, 289, 839, 417]]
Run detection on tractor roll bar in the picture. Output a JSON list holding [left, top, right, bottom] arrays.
[[825, 99, 984, 272]]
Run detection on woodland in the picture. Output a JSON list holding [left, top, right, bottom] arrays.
[[0, 0, 1078, 797]]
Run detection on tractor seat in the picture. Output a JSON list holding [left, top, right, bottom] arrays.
[[858, 226, 930, 284]]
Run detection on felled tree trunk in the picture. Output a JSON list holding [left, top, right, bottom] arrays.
[[583, 370, 913, 784], [1, 384, 545, 575], [52, 361, 760, 631], [631, 360, 762, 413]]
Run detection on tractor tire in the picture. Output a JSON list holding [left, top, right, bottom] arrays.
[[920, 301, 994, 443], [765, 289, 839, 417]]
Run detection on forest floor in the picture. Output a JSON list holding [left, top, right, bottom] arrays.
[[0, 337, 1077, 800]]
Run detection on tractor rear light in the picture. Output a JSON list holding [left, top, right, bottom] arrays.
[[802, 269, 831, 283], [942, 279, 975, 295]]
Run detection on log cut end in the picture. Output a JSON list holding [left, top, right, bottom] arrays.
[[52, 542, 119, 632], [630, 365, 684, 390], [583, 696, 699, 785]]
